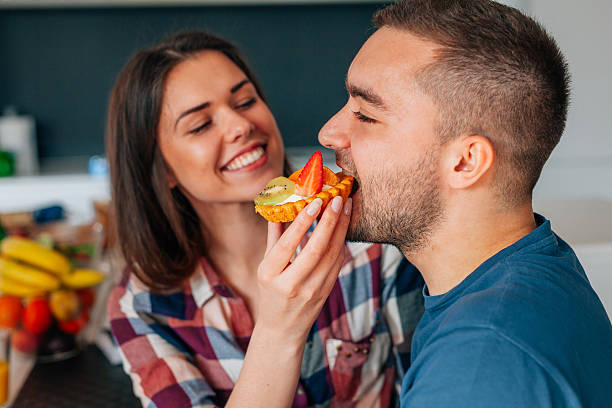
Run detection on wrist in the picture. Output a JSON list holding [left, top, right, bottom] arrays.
[[250, 323, 308, 356]]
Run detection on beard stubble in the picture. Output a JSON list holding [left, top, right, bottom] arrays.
[[345, 147, 443, 255]]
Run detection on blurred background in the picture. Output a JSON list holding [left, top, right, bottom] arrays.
[[0, 0, 610, 406]]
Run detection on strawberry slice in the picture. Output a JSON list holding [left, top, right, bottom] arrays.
[[289, 166, 337, 186], [294, 151, 323, 196]]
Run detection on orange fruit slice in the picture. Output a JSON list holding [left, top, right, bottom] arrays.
[[289, 166, 338, 186]]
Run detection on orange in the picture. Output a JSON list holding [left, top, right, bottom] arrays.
[[0, 295, 22, 329], [289, 166, 338, 186], [22, 297, 52, 334]]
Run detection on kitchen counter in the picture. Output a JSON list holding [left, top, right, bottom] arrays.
[[12, 345, 139, 408]]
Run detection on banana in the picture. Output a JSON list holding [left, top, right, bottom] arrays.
[[0, 257, 60, 291], [60, 268, 106, 289], [0, 236, 71, 276], [0, 276, 45, 297]]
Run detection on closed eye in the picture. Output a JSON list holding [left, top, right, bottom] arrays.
[[236, 98, 257, 110], [353, 111, 376, 123], [189, 120, 212, 134]]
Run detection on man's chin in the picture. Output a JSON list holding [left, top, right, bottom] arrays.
[[345, 190, 373, 242], [345, 190, 395, 245]]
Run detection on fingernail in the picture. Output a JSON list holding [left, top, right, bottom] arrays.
[[331, 196, 343, 213], [307, 198, 323, 216], [344, 198, 352, 215]]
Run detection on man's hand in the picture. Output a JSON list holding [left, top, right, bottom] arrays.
[[256, 195, 352, 344]]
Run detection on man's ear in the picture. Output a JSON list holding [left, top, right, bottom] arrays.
[[443, 135, 494, 190]]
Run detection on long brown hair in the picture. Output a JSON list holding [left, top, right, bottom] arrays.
[[374, 0, 570, 207], [106, 32, 289, 292]]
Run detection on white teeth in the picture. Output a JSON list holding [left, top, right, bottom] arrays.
[[226, 147, 264, 171]]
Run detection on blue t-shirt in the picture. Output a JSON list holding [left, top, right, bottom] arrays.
[[400, 214, 612, 407]]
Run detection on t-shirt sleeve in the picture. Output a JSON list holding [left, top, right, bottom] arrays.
[[401, 327, 569, 408], [107, 283, 218, 408]]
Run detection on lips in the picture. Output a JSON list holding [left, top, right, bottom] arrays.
[[350, 177, 360, 193], [222, 144, 266, 171], [334, 160, 359, 196]]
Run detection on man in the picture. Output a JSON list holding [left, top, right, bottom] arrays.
[[315, 0, 612, 406]]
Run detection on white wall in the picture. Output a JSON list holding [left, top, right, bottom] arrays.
[[497, 0, 528, 11], [519, 0, 612, 315], [525, 0, 612, 200]]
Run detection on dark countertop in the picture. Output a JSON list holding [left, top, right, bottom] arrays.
[[12, 345, 140, 408]]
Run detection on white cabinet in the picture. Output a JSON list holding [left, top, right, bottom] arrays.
[[0, 173, 109, 223]]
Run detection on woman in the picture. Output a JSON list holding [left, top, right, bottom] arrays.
[[106, 32, 423, 408]]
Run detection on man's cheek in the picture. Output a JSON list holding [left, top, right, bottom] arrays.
[[354, 149, 383, 181]]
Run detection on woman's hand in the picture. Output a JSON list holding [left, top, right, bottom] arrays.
[[256, 195, 352, 344], [227, 195, 351, 408]]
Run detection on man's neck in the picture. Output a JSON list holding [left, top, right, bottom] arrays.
[[405, 203, 537, 296]]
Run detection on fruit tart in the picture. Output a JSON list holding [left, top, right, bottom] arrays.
[[254, 151, 354, 223]]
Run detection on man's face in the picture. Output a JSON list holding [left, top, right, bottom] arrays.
[[319, 27, 444, 253]]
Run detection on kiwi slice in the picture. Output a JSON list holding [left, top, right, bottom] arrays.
[[254, 177, 295, 206]]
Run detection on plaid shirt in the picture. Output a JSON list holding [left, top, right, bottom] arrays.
[[108, 239, 424, 408]]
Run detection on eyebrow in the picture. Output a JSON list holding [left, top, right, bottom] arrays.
[[230, 79, 250, 93], [345, 77, 389, 112], [174, 79, 251, 130], [174, 101, 210, 130]]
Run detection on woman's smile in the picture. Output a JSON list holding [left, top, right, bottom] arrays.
[[222, 144, 268, 172]]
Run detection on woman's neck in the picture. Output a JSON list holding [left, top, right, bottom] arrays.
[[196, 201, 268, 273]]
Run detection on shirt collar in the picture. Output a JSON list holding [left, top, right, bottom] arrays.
[[188, 233, 375, 309], [188, 258, 216, 308]]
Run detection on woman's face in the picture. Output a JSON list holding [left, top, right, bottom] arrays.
[[158, 51, 284, 206]]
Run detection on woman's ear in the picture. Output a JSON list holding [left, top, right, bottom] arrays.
[[444, 135, 495, 190], [168, 170, 178, 189]]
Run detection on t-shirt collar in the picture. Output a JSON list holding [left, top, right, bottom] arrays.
[[422, 213, 552, 311]]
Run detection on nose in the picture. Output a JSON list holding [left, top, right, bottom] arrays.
[[222, 109, 254, 143], [318, 106, 350, 150]]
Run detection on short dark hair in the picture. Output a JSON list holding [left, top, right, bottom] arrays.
[[106, 32, 289, 292], [373, 0, 570, 206]]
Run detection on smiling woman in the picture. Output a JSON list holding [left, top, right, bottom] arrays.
[[105, 31, 424, 408], [157, 49, 285, 210], [106, 33, 287, 292]]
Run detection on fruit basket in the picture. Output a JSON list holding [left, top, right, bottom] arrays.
[[0, 226, 107, 362]]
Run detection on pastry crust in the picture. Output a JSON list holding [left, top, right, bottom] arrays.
[[255, 173, 354, 223]]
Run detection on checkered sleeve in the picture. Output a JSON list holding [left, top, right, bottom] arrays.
[[379, 245, 425, 396], [108, 282, 218, 408]]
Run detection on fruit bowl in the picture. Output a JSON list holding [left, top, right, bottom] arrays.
[[0, 229, 107, 362]]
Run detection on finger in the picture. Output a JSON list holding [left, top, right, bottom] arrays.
[[322, 250, 346, 291], [294, 197, 351, 286], [300, 245, 346, 304], [265, 222, 284, 256], [323, 197, 352, 260], [261, 198, 323, 276], [287, 195, 345, 279]]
